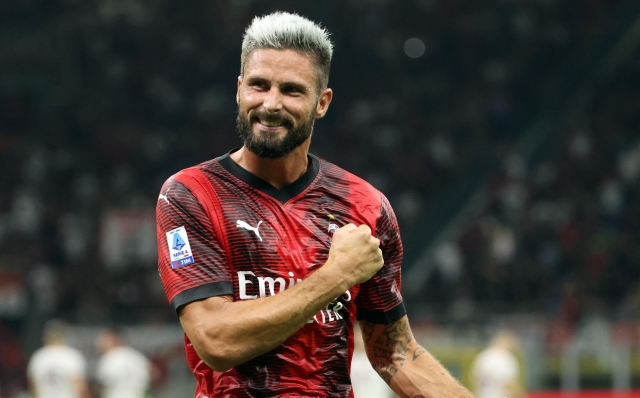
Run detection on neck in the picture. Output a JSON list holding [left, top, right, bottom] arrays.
[[230, 141, 311, 189]]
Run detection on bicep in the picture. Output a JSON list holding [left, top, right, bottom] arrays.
[[178, 295, 233, 349], [179, 295, 233, 336], [72, 376, 89, 398], [178, 295, 237, 370]]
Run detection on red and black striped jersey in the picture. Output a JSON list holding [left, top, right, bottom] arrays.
[[156, 150, 405, 398]]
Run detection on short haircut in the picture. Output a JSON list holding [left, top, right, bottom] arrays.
[[241, 12, 333, 92], [43, 319, 69, 343]]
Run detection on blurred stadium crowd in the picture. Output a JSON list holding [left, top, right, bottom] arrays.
[[0, 0, 636, 395], [425, 56, 640, 322]]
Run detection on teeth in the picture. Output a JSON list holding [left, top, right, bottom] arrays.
[[261, 120, 284, 127]]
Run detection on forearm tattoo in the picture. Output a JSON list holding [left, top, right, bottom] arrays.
[[413, 347, 426, 360], [361, 321, 376, 345], [361, 318, 425, 384]]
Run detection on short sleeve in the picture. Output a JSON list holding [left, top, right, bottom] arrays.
[[95, 356, 107, 384], [156, 177, 233, 313], [70, 349, 86, 378], [355, 194, 406, 324], [26, 353, 37, 379]]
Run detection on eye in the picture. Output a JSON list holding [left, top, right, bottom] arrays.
[[282, 85, 304, 95], [249, 80, 268, 90]]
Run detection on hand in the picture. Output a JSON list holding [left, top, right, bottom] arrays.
[[326, 223, 384, 287]]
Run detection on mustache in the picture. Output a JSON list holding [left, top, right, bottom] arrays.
[[250, 111, 294, 127]]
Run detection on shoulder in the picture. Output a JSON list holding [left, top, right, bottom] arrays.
[[316, 156, 393, 228], [156, 160, 223, 213], [63, 346, 86, 363], [31, 346, 46, 357], [28, 347, 47, 364], [121, 346, 148, 361], [474, 347, 517, 370], [316, 156, 385, 204], [162, 159, 219, 187]]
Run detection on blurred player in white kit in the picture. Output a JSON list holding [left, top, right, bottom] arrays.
[[471, 330, 527, 398], [95, 327, 151, 398], [27, 320, 89, 398]]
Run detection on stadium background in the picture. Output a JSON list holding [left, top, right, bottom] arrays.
[[1, 0, 640, 396]]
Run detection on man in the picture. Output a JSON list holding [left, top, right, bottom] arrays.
[[156, 11, 473, 398], [472, 330, 528, 398], [95, 327, 151, 398], [26, 320, 89, 398]]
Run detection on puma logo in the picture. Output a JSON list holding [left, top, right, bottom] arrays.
[[236, 220, 263, 242], [158, 188, 170, 204]]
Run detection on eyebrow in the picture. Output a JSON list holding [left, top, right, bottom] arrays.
[[245, 75, 310, 93]]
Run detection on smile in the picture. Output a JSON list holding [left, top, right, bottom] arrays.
[[259, 119, 286, 128]]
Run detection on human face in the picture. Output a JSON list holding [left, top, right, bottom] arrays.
[[236, 49, 332, 159]]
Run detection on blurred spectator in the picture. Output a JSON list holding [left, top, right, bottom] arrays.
[[95, 327, 151, 398], [26, 320, 89, 398], [471, 330, 527, 398]]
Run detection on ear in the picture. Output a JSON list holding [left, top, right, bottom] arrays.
[[236, 76, 242, 104], [314, 88, 333, 119]]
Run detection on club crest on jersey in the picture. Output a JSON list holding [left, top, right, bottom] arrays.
[[328, 223, 339, 235], [166, 226, 195, 269]]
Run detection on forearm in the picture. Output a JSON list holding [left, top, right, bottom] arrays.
[[387, 349, 473, 398], [181, 263, 351, 371], [362, 318, 473, 398], [73, 379, 90, 398], [28, 380, 37, 397], [507, 381, 528, 398]]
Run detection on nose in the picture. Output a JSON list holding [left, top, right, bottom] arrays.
[[262, 87, 283, 113]]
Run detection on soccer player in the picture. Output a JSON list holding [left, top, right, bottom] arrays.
[[95, 327, 151, 398], [156, 11, 473, 398], [471, 331, 528, 398], [26, 320, 89, 398]]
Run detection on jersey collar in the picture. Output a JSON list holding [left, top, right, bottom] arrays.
[[217, 148, 320, 204]]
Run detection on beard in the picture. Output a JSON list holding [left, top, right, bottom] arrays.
[[236, 107, 315, 159]]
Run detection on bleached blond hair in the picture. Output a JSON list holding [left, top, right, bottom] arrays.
[[241, 12, 333, 92]]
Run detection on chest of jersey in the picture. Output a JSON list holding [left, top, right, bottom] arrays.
[[218, 188, 351, 293], [209, 172, 368, 330]]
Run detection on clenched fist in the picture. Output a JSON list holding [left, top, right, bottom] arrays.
[[326, 223, 384, 287]]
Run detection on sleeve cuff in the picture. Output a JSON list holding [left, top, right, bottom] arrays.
[[170, 282, 234, 313], [356, 302, 406, 324]]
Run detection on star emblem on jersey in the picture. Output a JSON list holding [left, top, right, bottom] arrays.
[[237, 220, 263, 242], [158, 188, 170, 204], [327, 214, 336, 221]]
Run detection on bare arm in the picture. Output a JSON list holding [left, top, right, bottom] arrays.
[[28, 379, 37, 397], [506, 379, 528, 398], [179, 224, 383, 372], [361, 317, 474, 398], [73, 378, 91, 398]]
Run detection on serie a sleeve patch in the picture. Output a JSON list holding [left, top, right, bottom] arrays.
[[166, 226, 195, 269]]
